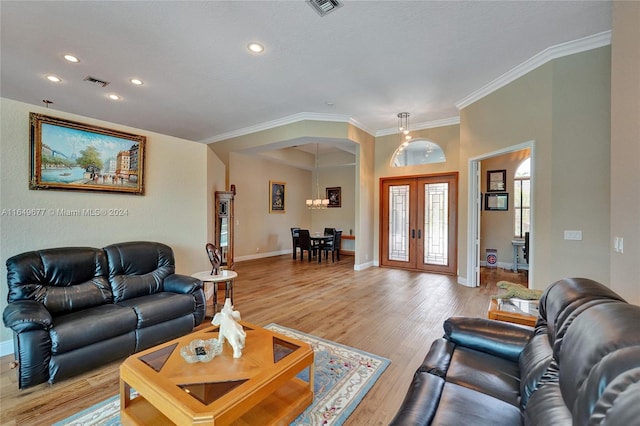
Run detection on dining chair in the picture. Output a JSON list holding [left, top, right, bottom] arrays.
[[326, 229, 342, 262], [319, 228, 335, 261], [318, 228, 342, 262], [290, 227, 300, 259], [297, 230, 317, 262]]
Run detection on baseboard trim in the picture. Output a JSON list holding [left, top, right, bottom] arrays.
[[236, 250, 291, 262], [480, 260, 529, 271], [354, 261, 374, 271]]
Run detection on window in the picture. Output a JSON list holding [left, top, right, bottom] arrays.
[[391, 139, 446, 167], [514, 158, 530, 237]]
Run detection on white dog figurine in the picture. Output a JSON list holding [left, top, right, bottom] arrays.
[[211, 298, 246, 358]]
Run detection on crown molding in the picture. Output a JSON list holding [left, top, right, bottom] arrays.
[[455, 30, 612, 110], [203, 112, 374, 144], [375, 116, 461, 137]]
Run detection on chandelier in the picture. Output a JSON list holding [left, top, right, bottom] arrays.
[[398, 112, 412, 146], [306, 143, 329, 209]]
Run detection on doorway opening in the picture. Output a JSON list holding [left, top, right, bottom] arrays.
[[467, 141, 534, 288]]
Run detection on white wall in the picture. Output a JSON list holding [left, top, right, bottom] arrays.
[[610, 1, 640, 304], [229, 152, 312, 259], [0, 98, 218, 347], [460, 47, 611, 290], [311, 163, 356, 236]]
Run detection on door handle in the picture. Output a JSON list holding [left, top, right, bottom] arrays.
[[418, 229, 422, 239], [411, 229, 415, 239]]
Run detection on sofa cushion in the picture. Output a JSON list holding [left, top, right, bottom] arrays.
[[49, 332, 135, 384], [431, 382, 523, 426], [104, 241, 175, 302], [389, 372, 445, 426], [134, 314, 195, 352], [50, 304, 137, 354], [538, 278, 625, 343], [559, 302, 640, 422], [38, 278, 112, 314], [518, 330, 553, 407], [6, 247, 111, 313], [576, 350, 640, 425], [524, 381, 572, 426], [446, 346, 521, 406], [117, 292, 195, 328]]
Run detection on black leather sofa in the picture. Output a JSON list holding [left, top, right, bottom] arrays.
[[3, 241, 206, 389], [390, 278, 640, 425]]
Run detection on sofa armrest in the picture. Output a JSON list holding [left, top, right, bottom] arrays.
[[444, 317, 534, 362], [3, 300, 53, 333], [164, 274, 203, 294], [164, 274, 206, 326]]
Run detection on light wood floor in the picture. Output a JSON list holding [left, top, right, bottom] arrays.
[[0, 255, 526, 426]]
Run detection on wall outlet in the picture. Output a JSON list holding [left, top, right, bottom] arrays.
[[564, 230, 582, 241], [256, 247, 260, 253], [614, 237, 624, 253]]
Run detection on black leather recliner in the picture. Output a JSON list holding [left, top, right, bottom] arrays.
[[3, 241, 206, 389], [390, 278, 640, 425]]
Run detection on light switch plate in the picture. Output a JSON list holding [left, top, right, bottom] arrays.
[[564, 230, 582, 240]]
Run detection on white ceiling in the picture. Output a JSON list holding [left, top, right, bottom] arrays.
[[1, 1, 612, 148]]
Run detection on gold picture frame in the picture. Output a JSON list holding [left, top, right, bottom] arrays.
[[29, 113, 146, 195], [269, 180, 286, 213]]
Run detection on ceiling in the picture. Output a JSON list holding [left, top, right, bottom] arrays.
[[1, 1, 612, 154]]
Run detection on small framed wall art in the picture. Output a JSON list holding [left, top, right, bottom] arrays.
[[269, 180, 286, 213], [487, 169, 506, 192], [485, 193, 509, 211], [326, 186, 341, 208]]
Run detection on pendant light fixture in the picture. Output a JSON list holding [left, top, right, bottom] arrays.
[[397, 112, 412, 146], [306, 143, 329, 209]]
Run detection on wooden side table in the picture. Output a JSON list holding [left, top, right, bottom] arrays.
[[488, 298, 538, 327], [191, 269, 238, 316]]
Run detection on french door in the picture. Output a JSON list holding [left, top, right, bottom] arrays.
[[380, 173, 458, 274]]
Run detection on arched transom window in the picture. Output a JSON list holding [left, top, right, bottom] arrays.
[[391, 139, 446, 167]]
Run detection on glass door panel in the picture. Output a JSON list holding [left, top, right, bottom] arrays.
[[389, 185, 410, 262], [381, 179, 417, 269], [423, 182, 448, 266]]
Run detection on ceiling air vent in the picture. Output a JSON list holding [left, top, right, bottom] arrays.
[[83, 76, 110, 88], [307, 0, 343, 17]]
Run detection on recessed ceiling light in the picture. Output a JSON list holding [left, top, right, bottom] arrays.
[[107, 94, 121, 101], [46, 75, 62, 82], [64, 54, 79, 63], [130, 78, 144, 86], [247, 42, 264, 53]]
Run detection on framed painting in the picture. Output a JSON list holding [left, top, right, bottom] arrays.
[[487, 169, 506, 192], [29, 113, 146, 195], [269, 180, 286, 213], [326, 186, 341, 208], [485, 193, 509, 211]]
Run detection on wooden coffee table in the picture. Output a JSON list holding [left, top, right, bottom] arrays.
[[120, 322, 314, 425], [488, 298, 538, 327]]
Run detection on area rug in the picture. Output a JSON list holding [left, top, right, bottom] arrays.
[[54, 324, 390, 426]]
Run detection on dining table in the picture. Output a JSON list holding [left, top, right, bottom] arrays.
[[310, 234, 333, 263]]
